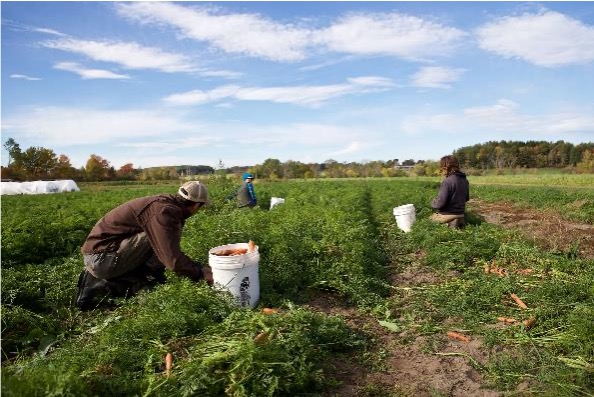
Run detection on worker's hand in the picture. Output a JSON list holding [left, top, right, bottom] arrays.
[[202, 266, 214, 286]]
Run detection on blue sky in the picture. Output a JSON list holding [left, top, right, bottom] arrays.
[[2, 1, 594, 169]]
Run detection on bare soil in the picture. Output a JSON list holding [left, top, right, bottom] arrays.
[[467, 199, 594, 259], [310, 266, 501, 397]]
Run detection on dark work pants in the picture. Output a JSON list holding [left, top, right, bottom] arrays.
[[77, 233, 165, 310]]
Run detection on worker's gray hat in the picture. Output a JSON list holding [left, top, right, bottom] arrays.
[[178, 181, 210, 205]]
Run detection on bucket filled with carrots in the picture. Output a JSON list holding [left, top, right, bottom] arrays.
[[208, 240, 260, 308]]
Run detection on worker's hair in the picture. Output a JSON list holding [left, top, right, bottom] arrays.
[[177, 194, 201, 208], [440, 155, 460, 176]]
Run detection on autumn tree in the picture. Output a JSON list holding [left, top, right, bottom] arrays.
[[116, 163, 136, 180], [14, 146, 58, 180], [576, 150, 594, 174], [53, 154, 78, 179], [85, 154, 111, 181]]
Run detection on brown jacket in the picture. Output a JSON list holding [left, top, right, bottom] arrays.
[[81, 194, 202, 280]]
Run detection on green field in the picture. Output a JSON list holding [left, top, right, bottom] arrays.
[[2, 177, 593, 396]]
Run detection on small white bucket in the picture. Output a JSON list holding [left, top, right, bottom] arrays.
[[208, 243, 260, 308], [270, 197, 285, 209], [393, 204, 416, 233]]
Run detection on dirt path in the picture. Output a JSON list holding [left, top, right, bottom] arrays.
[[310, 263, 501, 397], [467, 199, 594, 259]]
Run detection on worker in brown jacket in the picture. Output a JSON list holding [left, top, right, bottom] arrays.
[[76, 181, 213, 310]]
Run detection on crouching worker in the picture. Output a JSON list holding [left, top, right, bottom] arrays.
[[76, 181, 214, 310], [430, 155, 469, 229], [227, 172, 257, 208]]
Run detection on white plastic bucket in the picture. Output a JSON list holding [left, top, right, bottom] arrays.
[[270, 197, 285, 209], [208, 243, 260, 308], [393, 204, 416, 233]]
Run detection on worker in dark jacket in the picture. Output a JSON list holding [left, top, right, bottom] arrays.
[[76, 181, 213, 310], [229, 172, 257, 208], [430, 155, 469, 228]]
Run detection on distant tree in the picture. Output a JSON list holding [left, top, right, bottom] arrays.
[[576, 150, 594, 174], [260, 158, 283, 179], [3, 138, 21, 167], [85, 154, 111, 181], [53, 154, 78, 179], [15, 146, 58, 180], [402, 159, 415, 166], [116, 163, 136, 180]]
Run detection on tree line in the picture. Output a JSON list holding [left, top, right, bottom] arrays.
[[454, 140, 594, 171], [1, 138, 215, 182], [2, 138, 593, 182]]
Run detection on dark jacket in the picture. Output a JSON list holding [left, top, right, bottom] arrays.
[[81, 194, 202, 280], [431, 171, 470, 215], [236, 181, 257, 208]]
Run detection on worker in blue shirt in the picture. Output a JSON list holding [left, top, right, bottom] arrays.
[[230, 172, 257, 208]]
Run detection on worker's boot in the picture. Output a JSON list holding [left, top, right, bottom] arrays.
[[76, 270, 113, 311], [447, 217, 466, 229]]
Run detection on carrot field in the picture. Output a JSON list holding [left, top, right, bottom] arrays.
[[2, 177, 593, 396]]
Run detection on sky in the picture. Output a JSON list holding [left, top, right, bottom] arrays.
[[2, 1, 594, 170]]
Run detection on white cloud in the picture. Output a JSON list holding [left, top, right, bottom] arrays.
[[401, 99, 594, 136], [54, 62, 131, 80], [33, 27, 67, 37], [42, 38, 197, 73], [317, 13, 466, 61], [10, 74, 42, 81], [164, 77, 395, 107], [115, 4, 466, 63], [3, 20, 68, 37], [116, 136, 218, 150], [410, 66, 466, 88], [115, 2, 313, 62], [329, 141, 364, 156], [3, 107, 199, 146], [476, 11, 594, 67]]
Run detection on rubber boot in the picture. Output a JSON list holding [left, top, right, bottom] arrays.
[[76, 270, 112, 311], [447, 217, 466, 229]]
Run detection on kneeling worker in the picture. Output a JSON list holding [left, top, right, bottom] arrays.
[[76, 181, 214, 310], [430, 155, 469, 228]]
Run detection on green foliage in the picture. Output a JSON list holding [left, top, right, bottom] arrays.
[[2, 178, 593, 395], [155, 307, 363, 396]]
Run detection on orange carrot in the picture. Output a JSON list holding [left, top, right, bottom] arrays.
[[254, 332, 269, 345], [522, 317, 536, 329], [510, 293, 528, 309], [497, 316, 518, 324], [447, 331, 471, 343], [165, 352, 172, 377], [516, 269, 534, 275], [261, 308, 279, 315], [214, 248, 248, 256], [248, 240, 256, 253]]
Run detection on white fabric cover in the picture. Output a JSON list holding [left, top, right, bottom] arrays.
[[1, 180, 80, 195]]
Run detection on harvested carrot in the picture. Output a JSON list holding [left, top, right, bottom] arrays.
[[165, 352, 172, 377], [483, 263, 507, 277], [447, 331, 471, 343], [522, 317, 536, 329], [261, 308, 279, 315], [213, 248, 248, 256], [497, 316, 518, 324], [510, 293, 528, 309], [254, 332, 269, 345], [516, 268, 534, 275], [248, 240, 256, 253]]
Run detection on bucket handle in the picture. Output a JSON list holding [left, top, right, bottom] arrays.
[[212, 272, 239, 292]]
